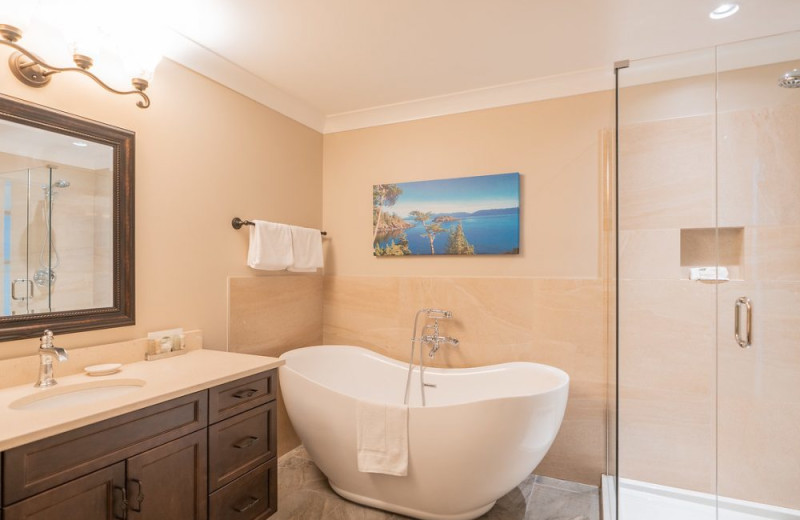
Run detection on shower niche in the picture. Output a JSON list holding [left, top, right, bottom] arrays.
[[679, 226, 744, 281], [0, 164, 113, 316]]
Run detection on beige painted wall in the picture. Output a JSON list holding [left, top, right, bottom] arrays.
[[0, 51, 323, 360], [322, 91, 614, 485], [323, 91, 612, 279]]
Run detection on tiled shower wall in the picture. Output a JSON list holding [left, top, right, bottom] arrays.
[[618, 61, 800, 509]]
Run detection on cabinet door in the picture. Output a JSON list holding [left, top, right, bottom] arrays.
[[4, 462, 125, 520], [126, 430, 207, 520]]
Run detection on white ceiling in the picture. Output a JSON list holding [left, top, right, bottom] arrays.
[[160, 0, 800, 132]]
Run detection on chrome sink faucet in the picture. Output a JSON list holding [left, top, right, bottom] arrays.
[[35, 329, 68, 387]]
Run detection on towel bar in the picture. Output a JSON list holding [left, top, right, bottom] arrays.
[[232, 217, 327, 235]]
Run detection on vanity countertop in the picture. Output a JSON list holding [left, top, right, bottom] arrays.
[[0, 349, 283, 451]]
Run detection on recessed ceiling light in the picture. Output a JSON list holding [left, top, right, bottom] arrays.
[[72, 141, 88, 147], [709, 3, 740, 19]]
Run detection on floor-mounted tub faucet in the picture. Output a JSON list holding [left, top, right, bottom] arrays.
[[35, 329, 68, 387]]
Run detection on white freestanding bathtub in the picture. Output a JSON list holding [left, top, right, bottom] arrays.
[[279, 345, 569, 520]]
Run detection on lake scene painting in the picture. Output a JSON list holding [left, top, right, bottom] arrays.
[[373, 172, 520, 256]]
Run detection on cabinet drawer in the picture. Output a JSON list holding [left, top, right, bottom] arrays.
[[209, 402, 276, 491], [209, 460, 276, 520], [3, 391, 207, 505], [209, 371, 275, 424]]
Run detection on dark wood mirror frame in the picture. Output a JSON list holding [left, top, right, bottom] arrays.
[[0, 95, 134, 341]]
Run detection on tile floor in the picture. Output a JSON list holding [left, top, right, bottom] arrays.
[[272, 446, 600, 520]]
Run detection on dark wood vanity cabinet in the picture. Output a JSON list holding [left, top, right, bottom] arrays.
[[1, 369, 277, 520]]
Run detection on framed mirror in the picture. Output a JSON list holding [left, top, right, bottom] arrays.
[[0, 95, 134, 340]]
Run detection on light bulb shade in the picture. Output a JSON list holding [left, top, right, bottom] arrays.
[[0, 0, 40, 32], [122, 45, 162, 83]]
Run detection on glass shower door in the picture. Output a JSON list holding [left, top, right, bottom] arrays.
[[0, 166, 55, 315], [715, 31, 800, 519], [616, 46, 719, 520], [616, 30, 800, 520]]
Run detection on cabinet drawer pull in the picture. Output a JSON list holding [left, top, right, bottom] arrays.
[[233, 435, 259, 449], [233, 495, 261, 513], [232, 388, 258, 399], [129, 479, 144, 512]]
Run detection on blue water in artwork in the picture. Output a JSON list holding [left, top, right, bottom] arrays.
[[376, 212, 519, 255]]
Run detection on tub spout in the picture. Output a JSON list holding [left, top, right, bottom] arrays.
[[425, 335, 459, 358]]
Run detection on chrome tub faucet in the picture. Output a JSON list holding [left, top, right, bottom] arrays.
[[403, 309, 459, 406], [35, 329, 68, 387]]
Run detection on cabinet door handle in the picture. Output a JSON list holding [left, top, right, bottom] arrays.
[[129, 479, 144, 512], [113, 486, 128, 520], [232, 388, 258, 399], [734, 296, 752, 348], [233, 496, 260, 513], [233, 435, 259, 449]]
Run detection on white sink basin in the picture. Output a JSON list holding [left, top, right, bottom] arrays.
[[10, 379, 146, 411]]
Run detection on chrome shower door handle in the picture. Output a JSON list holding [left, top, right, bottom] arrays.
[[734, 296, 752, 349]]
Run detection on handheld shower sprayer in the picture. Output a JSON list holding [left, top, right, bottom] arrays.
[[423, 308, 452, 319]]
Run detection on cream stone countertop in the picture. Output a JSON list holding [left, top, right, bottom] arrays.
[[0, 349, 283, 452]]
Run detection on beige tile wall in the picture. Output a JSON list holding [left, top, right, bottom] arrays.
[[227, 275, 324, 457], [717, 281, 800, 509], [618, 60, 800, 509], [323, 275, 607, 486]]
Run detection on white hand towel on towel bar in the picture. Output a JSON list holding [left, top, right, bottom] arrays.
[[247, 220, 293, 270], [356, 400, 408, 476], [288, 225, 324, 272]]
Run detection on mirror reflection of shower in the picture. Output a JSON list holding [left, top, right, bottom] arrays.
[[34, 176, 70, 288]]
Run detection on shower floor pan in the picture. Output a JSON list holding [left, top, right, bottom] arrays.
[[602, 476, 800, 520]]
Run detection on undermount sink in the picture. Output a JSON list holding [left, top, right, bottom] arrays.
[[10, 379, 146, 411]]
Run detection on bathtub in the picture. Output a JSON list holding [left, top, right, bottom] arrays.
[[279, 345, 569, 520]]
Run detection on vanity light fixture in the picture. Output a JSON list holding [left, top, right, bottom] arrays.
[[0, 2, 160, 109], [709, 3, 740, 19]]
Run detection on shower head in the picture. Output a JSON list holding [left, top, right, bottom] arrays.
[[778, 69, 800, 89], [52, 179, 70, 188]]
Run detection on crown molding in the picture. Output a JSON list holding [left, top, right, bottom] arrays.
[[322, 67, 616, 134], [161, 29, 799, 135], [162, 29, 615, 135], [162, 30, 327, 133]]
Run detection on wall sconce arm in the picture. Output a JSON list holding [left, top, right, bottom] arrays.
[[0, 26, 151, 109]]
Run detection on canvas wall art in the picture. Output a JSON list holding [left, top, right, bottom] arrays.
[[373, 172, 520, 256]]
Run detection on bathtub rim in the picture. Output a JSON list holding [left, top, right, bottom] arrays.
[[279, 344, 569, 409]]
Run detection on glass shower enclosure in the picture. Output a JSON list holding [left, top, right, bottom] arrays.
[[0, 166, 62, 315], [613, 30, 800, 519]]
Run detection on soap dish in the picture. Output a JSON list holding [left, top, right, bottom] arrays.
[[84, 363, 122, 376]]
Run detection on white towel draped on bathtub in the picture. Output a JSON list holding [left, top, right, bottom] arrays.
[[356, 400, 409, 476]]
